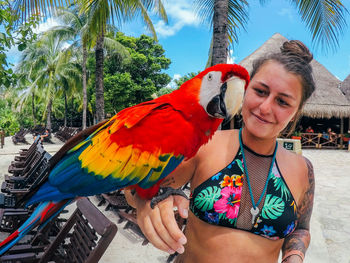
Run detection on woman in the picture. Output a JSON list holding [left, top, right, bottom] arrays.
[[126, 40, 315, 263]]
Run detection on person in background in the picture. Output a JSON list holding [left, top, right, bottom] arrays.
[[40, 129, 49, 142], [305, 126, 314, 133], [296, 124, 303, 133], [327, 127, 336, 142], [126, 40, 316, 263]]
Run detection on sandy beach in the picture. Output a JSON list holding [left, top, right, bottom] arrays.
[[0, 135, 349, 263]]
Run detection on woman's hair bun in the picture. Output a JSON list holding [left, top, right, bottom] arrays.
[[280, 40, 313, 64]]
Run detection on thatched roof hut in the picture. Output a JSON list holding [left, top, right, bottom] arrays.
[[239, 33, 350, 119], [341, 74, 350, 102]]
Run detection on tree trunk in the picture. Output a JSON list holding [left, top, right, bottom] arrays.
[[95, 31, 105, 123], [46, 99, 52, 131], [211, 0, 229, 66], [71, 98, 73, 127], [64, 92, 67, 127], [82, 45, 88, 130], [32, 92, 36, 127]]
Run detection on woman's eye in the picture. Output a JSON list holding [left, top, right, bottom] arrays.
[[254, 88, 266, 96], [277, 98, 289, 106]]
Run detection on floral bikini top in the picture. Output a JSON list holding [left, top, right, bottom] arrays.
[[189, 144, 298, 240]]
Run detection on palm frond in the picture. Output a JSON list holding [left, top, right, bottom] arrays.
[[103, 36, 130, 59], [12, 0, 72, 23], [193, 0, 249, 46], [290, 0, 348, 52]]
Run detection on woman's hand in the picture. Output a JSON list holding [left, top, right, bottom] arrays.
[[135, 194, 189, 254], [124, 157, 196, 254]]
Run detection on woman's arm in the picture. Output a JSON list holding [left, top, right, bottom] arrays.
[[124, 156, 197, 254], [281, 158, 315, 263]]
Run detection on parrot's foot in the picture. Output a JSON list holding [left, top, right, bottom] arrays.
[[150, 187, 188, 209]]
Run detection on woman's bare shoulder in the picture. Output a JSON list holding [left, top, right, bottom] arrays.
[[279, 146, 310, 185], [199, 129, 238, 152], [212, 129, 238, 143]]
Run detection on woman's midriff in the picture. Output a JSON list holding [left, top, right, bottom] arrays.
[[175, 213, 283, 263]]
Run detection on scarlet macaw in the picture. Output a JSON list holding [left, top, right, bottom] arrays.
[[0, 63, 249, 254]]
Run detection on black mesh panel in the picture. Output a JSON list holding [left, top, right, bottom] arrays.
[[236, 145, 273, 230]]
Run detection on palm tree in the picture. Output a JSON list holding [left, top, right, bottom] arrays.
[[16, 43, 46, 127], [48, 8, 131, 128], [12, 0, 168, 123], [46, 5, 90, 129], [80, 0, 167, 123], [194, 0, 348, 65], [16, 33, 81, 131]]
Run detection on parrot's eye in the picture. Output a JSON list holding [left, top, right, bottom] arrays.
[[208, 74, 213, 81]]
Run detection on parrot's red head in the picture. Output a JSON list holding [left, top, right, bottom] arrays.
[[194, 64, 250, 120]]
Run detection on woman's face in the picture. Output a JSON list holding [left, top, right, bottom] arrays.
[[241, 61, 303, 139]]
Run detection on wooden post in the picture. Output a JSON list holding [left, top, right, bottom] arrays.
[[340, 117, 344, 148]]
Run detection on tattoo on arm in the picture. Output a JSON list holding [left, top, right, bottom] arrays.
[[161, 176, 176, 186], [282, 157, 314, 258]]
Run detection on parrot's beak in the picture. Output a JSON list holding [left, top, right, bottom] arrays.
[[206, 76, 246, 119]]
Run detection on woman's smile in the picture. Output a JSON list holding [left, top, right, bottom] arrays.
[[251, 112, 273, 124]]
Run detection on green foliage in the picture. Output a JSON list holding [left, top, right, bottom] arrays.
[[0, 2, 38, 133], [0, 0, 38, 87], [118, 33, 171, 90], [0, 99, 20, 135], [156, 87, 175, 96], [293, 131, 301, 136], [104, 73, 135, 114], [174, 71, 200, 89], [89, 33, 171, 116], [0, 1, 15, 87]]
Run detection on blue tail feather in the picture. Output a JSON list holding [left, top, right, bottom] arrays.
[[0, 201, 57, 255], [27, 183, 75, 206]]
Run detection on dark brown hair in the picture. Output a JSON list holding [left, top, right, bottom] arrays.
[[250, 40, 315, 134]]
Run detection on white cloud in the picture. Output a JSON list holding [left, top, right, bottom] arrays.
[[227, 50, 236, 64], [167, 73, 182, 88], [154, 20, 183, 37], [173, 74, 182, 80], [34, 17, 61, 34], [277, 8, 294, 21], [154, 0, 201, 38]]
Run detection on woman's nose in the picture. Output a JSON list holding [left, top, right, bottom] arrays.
[[259, 96, 273, 115]]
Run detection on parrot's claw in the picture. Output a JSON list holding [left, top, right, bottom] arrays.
[[150, 187, 188, 209]]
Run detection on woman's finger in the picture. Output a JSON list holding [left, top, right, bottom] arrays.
[[150, 203, 185, 254], [158, 197, 187, 251], [141, 212, 176, 254], [173, 195, 189, 219]]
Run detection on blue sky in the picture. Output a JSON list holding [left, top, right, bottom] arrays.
[[5, 0, 350, 82], [122, 0, 350, 82]]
